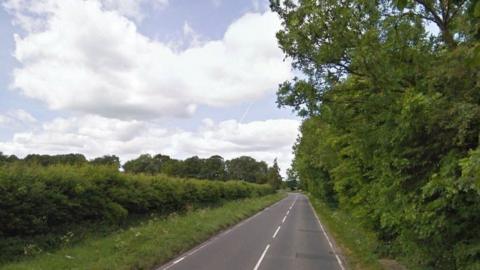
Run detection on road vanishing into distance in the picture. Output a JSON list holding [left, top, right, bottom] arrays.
[[158, 193, 345, 270]]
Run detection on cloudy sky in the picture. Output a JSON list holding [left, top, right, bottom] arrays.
[[0, 0, 299, 172]]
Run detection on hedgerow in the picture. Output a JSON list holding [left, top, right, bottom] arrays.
[[271, 0, 480, 268], [0, 164, 273, 238]]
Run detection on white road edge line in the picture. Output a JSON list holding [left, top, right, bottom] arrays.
[[162, 256, 185, 269], [158, 195, 290, 270], [173, 257, 185, 264], [188, 242, 210, 256], [308, 199, 346, 270], [272, 226, 281, 238], [282, 216, 287, 223], [253, 244, 270, 270]]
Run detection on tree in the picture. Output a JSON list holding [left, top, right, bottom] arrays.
[[285, 168, 298, 191], [225, 156, 268, 183], [90, 155, 120, 169], [181, 156, 203, 178], [0, 152, 18, 165], [267, 159, 282, 190], [160, 158, 183, 176], [271, 0, 480, 268], [199, 155, 226, 180], [24, 154, 87, 166], [123, 154, 158, 174]]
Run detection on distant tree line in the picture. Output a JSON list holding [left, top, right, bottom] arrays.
[[0, 153, 120, 168], [0, 163, 274, 261], [123, 154, 282, 187], [0, 152, 282, 189]]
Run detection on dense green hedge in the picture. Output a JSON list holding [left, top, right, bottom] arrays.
[[272, 0, 480, 268], [0, 164, 273, 237]]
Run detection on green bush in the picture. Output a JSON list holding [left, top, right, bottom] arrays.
[[0, 164, 273, 238], [271, 0, 480, 268]]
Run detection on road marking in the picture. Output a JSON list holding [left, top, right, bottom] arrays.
[[172, 257, 184, 264], [286, 210, 290, 215], [188, 242, 210, 256], [308, 198, 346, 270], [253, 244, 270, 270], [158, 195, 290, 270], [272, 226, 281, 238], [290, 200, 295, 209], [222, 228, 233, 236], [282, 216, 287, 223], [290, 196, 297, 208]]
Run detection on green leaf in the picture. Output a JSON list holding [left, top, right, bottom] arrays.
[[395, 0, 408, 10], [475, 1, 480, 17]]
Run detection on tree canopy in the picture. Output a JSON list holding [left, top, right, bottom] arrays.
[[0, 152, 282, 187], [123, 153, 280, 185], [271, 0, 479, 268], [90, 155, 121, 169]]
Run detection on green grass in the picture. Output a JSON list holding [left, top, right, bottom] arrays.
[[307, 194, 384, 270], [0, 193, 285, 270]]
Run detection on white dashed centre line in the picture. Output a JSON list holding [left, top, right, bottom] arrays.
[[273, 226, 281, 238], [282, 216, 287, 223], [253, 244, 270, 270], [158, 197, 291, 270]]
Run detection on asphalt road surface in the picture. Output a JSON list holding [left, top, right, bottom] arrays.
[[157, 193, 344, 270]]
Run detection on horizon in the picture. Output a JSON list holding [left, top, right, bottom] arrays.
[[0, 0, 300, 174]]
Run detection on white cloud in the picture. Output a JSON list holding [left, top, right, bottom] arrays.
[[11, 109, 37, 123], [182, 21, 202, 47], [0, 115, 10, 125], [1, 0, 298, 174], [5, 0, 291, 119], [101, 0, 147, 21], [0, 116, 300, 173], [0, 109, 37, 127], [102, 0, 169, 21], [3, 0, 169, 26]]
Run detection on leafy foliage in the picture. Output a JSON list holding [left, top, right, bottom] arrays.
[[124, 154, 280, 185], [272, 0, 480, 268], [0, 164, 273, 240], [267, 158, 283, 189], [90, 155, 121, 169], [0, 194, 284, 270], [0, 152, 282, 187], [23, 153, 88, 166], [225, 156, 269, 183]]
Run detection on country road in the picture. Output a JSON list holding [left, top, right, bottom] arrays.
[[157, 193, 345, 270]]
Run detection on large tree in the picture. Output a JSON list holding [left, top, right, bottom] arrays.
[[90, 155, 121, 169], [181, 156, 203, 178], [23, 154, 87, 166], [123, 154, 158, 174], [272, 0, 479, 268], [0, 152, 18, 165], [199, 155, 227, 180], [226, 156, 269, 183], [267, 159, 283, 189]]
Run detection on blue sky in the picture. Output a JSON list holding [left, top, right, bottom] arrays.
[[0, 0, 299, 171]]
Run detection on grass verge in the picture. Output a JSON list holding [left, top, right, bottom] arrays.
[[0, 193, 285, 270], [308, 194, 384, 270]]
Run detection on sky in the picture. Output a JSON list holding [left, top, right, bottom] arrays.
[[0, 0, 300, 173]]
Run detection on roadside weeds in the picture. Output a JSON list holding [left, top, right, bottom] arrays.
[[0, 193, 286, 270]]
